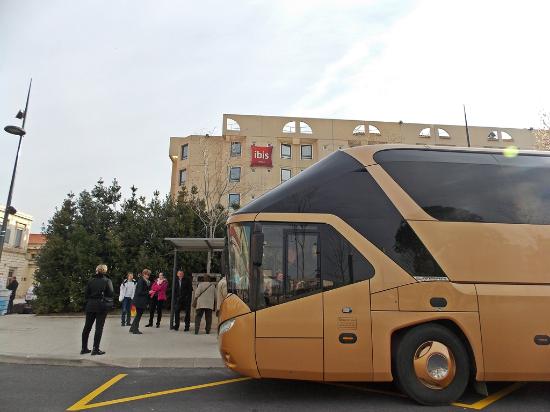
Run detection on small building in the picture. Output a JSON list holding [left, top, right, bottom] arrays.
[[0, 205, 33, 297]]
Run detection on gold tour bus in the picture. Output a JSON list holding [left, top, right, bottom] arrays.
[[217, 144, 550, 405]]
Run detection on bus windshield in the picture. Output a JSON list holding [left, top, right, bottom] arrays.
[[227, 223, 252, 305]]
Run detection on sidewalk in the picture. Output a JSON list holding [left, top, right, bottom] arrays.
[[0, 314, 224, 368]]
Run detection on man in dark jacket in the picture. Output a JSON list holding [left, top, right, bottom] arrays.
[[172, 270, 192, 331], [7, 276, 18, 314], [130, 269, 151, 334], [81, 264, 114, 355]]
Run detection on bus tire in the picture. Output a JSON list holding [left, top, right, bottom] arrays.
[[394, 323, 470, 405]]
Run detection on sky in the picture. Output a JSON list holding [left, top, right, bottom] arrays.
[[1, 0, 549, 229]]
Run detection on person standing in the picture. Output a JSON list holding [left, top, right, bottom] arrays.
[[118, 272, 136, 326], [146, 272, 168, 328], [130, 269, 151, 335], [173, 270, 192, 331], [6, 275, 18, 314], [215, 274, 227, 317], [81, 264, 114, 355], [193, 276, 216, 335]]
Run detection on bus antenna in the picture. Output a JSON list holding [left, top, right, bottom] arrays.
[[463, 104, 471, 147]]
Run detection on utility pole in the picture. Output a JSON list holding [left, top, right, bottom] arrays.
[[463, 104, 471, 147]]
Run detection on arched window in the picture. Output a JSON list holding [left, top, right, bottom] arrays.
[[226, 118, 240, 132], [299, 121, 313, 134], [437, 128, 450, 139], [283, 121, 296, 133], [501, 131, 513, 141], [353, 124, 366, 136], [488, 131, 499, 141], [368, 125, 381, 135], [419, 127, 431, 138]]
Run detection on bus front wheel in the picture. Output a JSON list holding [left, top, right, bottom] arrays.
[[394, 324, 470, 405]]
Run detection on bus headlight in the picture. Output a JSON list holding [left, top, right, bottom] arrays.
[[218, 319, 235, 336]]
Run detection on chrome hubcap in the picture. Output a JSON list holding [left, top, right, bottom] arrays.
[[413, 341, 456, 390]]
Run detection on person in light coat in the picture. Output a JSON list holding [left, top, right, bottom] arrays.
[[119, 272, 136, 326], [215, 274, 228, 317], [194, 276, 216, 335]]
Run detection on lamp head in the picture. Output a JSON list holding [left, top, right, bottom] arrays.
[[4, 125, 26, 136]]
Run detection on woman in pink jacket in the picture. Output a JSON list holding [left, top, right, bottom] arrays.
[[146, 273, 168, 328]]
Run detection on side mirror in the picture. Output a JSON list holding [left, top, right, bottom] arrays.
[[251, 225, 264, 267]]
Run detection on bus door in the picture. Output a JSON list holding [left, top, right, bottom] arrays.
[[321, 225, 374, 381], [254, 224, 324, 380]]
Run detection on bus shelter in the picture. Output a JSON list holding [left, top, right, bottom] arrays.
[[164, 237, 225, 329]]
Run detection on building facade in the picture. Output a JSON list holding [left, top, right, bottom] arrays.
[[169, 114, 536, 209], [0, 206, 33, 297]]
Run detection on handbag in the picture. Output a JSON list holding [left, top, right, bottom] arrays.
[[192, 284, 213, 309], [101, 278, 114, 311]]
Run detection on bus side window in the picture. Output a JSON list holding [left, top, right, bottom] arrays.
[[285, 231, 321, 299], [321, 225, 374, 290]]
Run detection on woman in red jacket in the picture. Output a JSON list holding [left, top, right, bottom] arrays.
[[146, 272, 168, 328]]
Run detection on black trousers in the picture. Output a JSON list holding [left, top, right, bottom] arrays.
[[174, 299, 191, 330], [148, 296, 164, 326], [7, 297, 15, 314], [81, 311, 108, 350], [195, 308, 213, 334], [131, 307, 145, 332]]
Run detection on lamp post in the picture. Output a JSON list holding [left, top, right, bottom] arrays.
[[0, 79, 32, 265]]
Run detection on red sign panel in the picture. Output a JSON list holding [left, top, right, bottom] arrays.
[[250, 145, 273, 167]]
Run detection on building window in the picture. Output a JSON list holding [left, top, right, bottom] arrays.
[[281, 168, 291, 182], [226, 118, 240, 132], [283, 121, 296, 133], [281, 143, 292, 159], [299, 121, 313, 134], [353, 124, 366, 136], [488, 131, 498, 141], [15, 229, 23, 248], [181, 144, 189, 160], [368, 125, 381, 135], [301, 145, 313, 160], [419, 128, 431, 138], [229, 193, 240, 210], [230, 142, 242, 157], [3, 228, 10, 244], [438, 128, 450, 139], [501, 131, 513, 141], [179, 169, 187, 186], [229, 167, 241, 182]]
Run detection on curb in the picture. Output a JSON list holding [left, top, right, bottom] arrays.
[[0, 353, 225, 368]]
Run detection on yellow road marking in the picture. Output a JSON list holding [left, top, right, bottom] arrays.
[[67, 374, 127, 411], [67, 375, 252, 411], [452, 382, 525, 410], [328, 381, 525, 410]]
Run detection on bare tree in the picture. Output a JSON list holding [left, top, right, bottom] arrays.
[[188, 134, 255, 273], [535, 112, 550, 150]]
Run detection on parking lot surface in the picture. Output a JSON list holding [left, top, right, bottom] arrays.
[[1, 364, 549, 411]]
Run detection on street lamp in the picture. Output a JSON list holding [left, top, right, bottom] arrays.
[[0, 79, 32, 265]]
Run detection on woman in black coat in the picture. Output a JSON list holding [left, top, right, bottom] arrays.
[[81, 264, 114, 355], [129, 268, 151, 334]]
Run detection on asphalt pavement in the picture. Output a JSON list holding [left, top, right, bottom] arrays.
[[1, 364, 549, 412]]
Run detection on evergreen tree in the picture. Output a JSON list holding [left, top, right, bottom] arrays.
[[33, 179, 219, 313]]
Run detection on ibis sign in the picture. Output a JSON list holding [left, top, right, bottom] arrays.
[[250, 145, 273, 167]]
